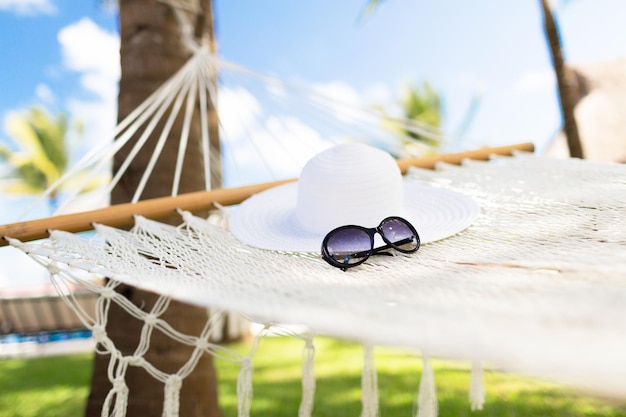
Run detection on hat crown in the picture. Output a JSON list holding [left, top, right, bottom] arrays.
[[295, 143, 404, 234]]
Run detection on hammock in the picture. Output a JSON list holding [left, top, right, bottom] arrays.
[[1, 17, 625, 415], [13, 46, 445, 223], [3, 152, 626, 417]]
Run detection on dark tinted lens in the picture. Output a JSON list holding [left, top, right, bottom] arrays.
[[325, 227, 372, 267], [380, 218, 419, 252]]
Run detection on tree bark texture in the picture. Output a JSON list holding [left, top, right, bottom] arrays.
[[539, 0, 585, 158], [86, 1, 222, 416]]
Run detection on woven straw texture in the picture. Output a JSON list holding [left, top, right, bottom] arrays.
[[11, 154, 626, 401]]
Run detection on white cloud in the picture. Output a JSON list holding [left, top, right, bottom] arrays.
[[58, 18, 120, 149], [455, 72, 487, 94], [216, 79, 410, 186], [35, 83, 55, 104], [67, 97, 117, 150], [0, 0, 55, 16], [58, 18, 120, 100], [312, 81, 362, 106], [361, 82, 393, 107], [2, 110, 15, 140], [309, 80, 395, 122], [513, 69, 555, 95], [310, 81, 364, 123], [218, 86, 262, 139], [218, 85, 336, 186]]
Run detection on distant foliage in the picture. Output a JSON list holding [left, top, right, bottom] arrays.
[[0, 106, 108, 210]]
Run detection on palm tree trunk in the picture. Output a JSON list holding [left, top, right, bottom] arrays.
[[539, 0, 585, 158], [85, 1, 222, 416]]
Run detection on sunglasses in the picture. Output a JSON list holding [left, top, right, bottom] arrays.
[[321, 216, 420, 271]]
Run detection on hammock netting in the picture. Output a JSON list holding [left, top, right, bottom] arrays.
[[18, 47, 441, 223], [8, 154, 626, 417], [3, 7, 625, 413]]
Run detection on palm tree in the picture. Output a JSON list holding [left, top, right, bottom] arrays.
[[0, 106, 106, 212], [376, 81, 444, 158], [365, 0, 585, 158], [539, 0, 584, 158], [380, 80, 486, 159], [399, 81, 442, 146], [401, 82, 442, 137], [85, 1, 222, 416]]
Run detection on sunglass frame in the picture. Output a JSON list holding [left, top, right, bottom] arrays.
[[321, 216, 420, 271]]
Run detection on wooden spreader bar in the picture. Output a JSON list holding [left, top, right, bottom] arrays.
[[0, 142, 533, 246]]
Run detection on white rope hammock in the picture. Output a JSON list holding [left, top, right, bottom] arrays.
[[6, 154, 626, 417], [16, 45, 444, 222], [1, 11, 624, 414]]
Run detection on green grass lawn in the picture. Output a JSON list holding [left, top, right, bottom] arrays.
[[1, 336, 625, 417]]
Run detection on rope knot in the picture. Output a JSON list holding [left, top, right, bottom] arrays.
[[47, 263, 61, 275], [112, 377, 127, 391], [166, 374, 183, 390], [241, 357, 252, 369], [128, 355, 144, 367], [195, 337, 211, 351], [101, 286, 116, 299], [144, 313, 158, 326], [91, 324, 107, 341]]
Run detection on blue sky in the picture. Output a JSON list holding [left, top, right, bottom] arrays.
[[1, 1, 625, 162], [0, 0, 625, 288], [216, 0, 626, 149]]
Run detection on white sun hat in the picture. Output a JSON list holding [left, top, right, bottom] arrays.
[[229, 143, 479, 252]]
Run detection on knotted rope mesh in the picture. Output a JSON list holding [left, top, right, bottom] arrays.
[[8, 154, 626, 416]]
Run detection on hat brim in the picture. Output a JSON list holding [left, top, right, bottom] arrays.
[[229, 181, 480, 252]]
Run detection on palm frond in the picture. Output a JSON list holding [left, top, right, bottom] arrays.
[[5, 111, 60, 183], [0, 178, 45, 196], [3, 107, 70, 190], [29, 107, 69, 173], [359, 0, 388, 21], [60, 170, 111, 194]]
